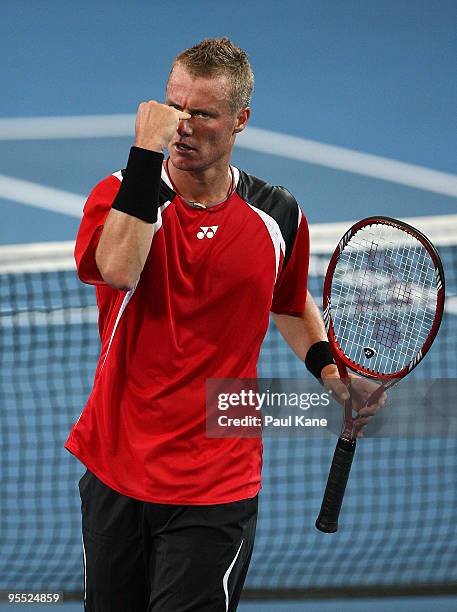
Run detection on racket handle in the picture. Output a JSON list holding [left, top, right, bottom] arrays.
[[315, 437, 356, 533]]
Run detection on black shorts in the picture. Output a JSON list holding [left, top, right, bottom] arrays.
[[79, 470, 258, 612]]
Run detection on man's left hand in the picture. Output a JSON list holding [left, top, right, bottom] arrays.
[[320, 364, 387, 437]]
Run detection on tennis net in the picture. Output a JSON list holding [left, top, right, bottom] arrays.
[[1, 215, 456, 598]]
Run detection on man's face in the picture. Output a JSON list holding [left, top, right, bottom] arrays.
[[165, 63, 248, 172]]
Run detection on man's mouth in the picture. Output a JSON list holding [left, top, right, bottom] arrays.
[[174, 142, 195, 152]]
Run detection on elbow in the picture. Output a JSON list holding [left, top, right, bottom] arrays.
[[104, 268, 137, 291], [106, 275, 137, 292], [95, 245, 140, 291], [96, 259, 138, 292]]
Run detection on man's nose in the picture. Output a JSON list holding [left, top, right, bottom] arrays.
[[177, 115, 192, 136]]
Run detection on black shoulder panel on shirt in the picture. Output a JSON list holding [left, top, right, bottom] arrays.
[[120, 168, 175, 207], [236, 170, 300, 269], [159, 181, 176, 206]]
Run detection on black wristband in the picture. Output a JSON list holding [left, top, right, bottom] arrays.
[[305, 341, 335, 379], [111, 146, 164, 223]]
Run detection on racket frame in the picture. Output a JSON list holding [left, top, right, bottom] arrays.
[[323, 216, 445, 380]]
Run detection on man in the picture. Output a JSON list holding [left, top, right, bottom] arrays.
[[66, 38, 381, 611]]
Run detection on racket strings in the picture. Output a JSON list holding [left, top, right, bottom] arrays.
[[331, 225, 438, 375]]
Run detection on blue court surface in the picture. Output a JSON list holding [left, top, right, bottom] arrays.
[[1, 0, 456, 246], [2, 597, 457, 611], [1, 2, 457, 611]]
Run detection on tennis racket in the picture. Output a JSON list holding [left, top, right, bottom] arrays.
[[315, 216, 445, 533]]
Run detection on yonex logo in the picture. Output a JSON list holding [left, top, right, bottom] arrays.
[[197, 226, 218, 239]]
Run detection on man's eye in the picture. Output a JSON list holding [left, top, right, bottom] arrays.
[[194, 112, 209, 118]]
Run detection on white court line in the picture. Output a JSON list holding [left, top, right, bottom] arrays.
[[0, 114, 135, 140], [0, 174, 84, 217], [0, 114, 457, 197], [238, 127, 457, 199]]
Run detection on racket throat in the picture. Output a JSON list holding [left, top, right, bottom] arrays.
[[341, 398, 356, 441]]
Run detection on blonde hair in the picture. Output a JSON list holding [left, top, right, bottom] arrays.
[[170, 37, 254, 112]]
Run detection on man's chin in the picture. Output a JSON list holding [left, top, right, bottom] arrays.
[[168, 151, 202, 172], [169, 161, 194, 171]]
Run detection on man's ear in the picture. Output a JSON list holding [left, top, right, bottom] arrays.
[[233, 107, 250, 134]]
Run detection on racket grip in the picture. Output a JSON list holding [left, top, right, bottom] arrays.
[[315, 437, 356, 533]]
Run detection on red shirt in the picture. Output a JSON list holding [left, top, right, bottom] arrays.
[[65, 164, 309, 504]]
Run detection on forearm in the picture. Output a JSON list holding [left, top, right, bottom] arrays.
[[95, 210, 154, 291], [95, 146, 163, 291], [272, 291, 328, 362], [94, 102, 191, 291], [273, 292, 385, 432]]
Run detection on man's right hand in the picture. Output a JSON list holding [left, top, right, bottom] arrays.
[[134, 100, 191, 153]]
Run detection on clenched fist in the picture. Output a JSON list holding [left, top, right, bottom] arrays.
[[134, 100, 191, 152]]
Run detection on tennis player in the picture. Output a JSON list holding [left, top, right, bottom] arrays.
[[66, 38, 383, 611]]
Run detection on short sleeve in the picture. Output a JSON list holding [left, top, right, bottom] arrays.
[[74, 175, 122, 285], [271, 210, 309, 316]]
